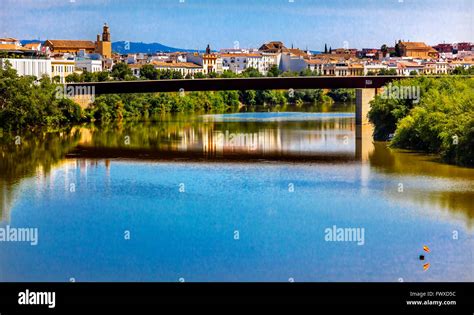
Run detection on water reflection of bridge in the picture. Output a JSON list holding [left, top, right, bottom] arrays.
[[1, 127, 473, 226], [69, 117, 370, 162]]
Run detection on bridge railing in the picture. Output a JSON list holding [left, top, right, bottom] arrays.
[[64, 75, 418, 95]]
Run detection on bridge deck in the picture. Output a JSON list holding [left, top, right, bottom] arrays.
[[65, 76, 412, 94]]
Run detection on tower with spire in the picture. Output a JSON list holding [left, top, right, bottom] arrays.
[[95, 23, 112, 59]]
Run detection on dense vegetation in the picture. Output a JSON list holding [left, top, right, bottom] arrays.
[[0, 58, 474, 166], [3, 59, 473, 167], [0, 62, 83, 131], [69, 63, 339, 121], [369, 76, 474, 166], [1, 61, 340, 130]]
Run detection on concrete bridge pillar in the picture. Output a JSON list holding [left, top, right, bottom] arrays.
[[71, 94, 94, 109], [355, 88, 377, 126], [355, 88, 379, 162], [355, 124, 375, 162]]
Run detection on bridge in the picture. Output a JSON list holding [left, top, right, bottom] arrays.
[[66, 75, 410, 126]]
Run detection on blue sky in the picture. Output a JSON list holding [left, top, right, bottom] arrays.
[[1, 0, 472, 50]]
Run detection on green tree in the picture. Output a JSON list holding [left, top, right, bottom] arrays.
[[65, 73, 83, 83], [239, 90, 257, 106], [378, 69, 398, 76], [0, 62, 84, 130], [267, 65, 281, 77], [369, 76, 474, 166], [394, 41, 402, 57], [327, 89, 355, 102], [140, 64, 158, 80], [451, 66, 474, 75], [157, 69, 183, 80], [380, 44, 388, 57], [241, 67, 262, 77], [111, 62, 133, 80], [83, 71, 97, 82], [194, 72, 206, 79], [97, 71, 110, 82], [281, 71, 299, 77], [220, 70, 237, 78]]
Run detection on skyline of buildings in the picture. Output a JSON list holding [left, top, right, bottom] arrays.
[[1, 21, 473, 84], [1, 0, 473, 51]]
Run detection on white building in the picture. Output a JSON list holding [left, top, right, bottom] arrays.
[[0, 58, 52, 79], [220, 48, 259, 54], [221, 52, 277, 75], [0, 37, 21, 49], [152, 61, 205, 77], [435, 61, 448, 74], [396, 61, 425, 76], [364, 63, 388, 75], [280, 52, 307, 72], [149, 54, 171, 63], [51, 59, 76, 83], [129, 64, 142, 78], [186, 51, 222, 75], [126, 53, 148, 65], [221, 53, 254, 74], [334, 62, 350, 76], [23, 42, 42, 51], [75, 58, 103, 73], [260, 53, 279, 74], [305, 59, 325, 74]]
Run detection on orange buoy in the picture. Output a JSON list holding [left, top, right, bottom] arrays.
[[423, 263, 430, 271]]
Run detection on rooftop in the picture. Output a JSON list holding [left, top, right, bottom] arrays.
[[152, 61, 201, 68], [220, 53, 262, 58], [0, 38, 19, 43], [45, 40, 96, 49]]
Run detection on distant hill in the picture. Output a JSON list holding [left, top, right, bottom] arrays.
[[20, 40, 318, 55], [20, 40, 199, 54], [112, 41, 200, 54], [20, 40, 44, 45]]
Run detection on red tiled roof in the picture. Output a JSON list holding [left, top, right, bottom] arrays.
[[0, 38, 18, 43], [45, 40, 96, 49], [152, 61, 201, 69], [24, 43, 41, 48], [0, 44, 23, 50]]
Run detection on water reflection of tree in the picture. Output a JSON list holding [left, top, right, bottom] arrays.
[[242, 102, 355, 113], [369, 142, 474, 227], [0, 130, 81, 221], [72, 115, 355, 160]]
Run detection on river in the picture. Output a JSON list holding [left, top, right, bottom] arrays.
[[0, 105, 473, 282]]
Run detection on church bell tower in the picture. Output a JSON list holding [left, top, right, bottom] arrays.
[[96, 23, 112, 59]]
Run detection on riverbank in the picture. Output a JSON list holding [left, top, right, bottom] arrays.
[[1, 61, 472, 167], [368, 76, 474, 167], [0, 62, 355, 131]]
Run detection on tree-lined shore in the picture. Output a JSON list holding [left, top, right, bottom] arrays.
[[0, 62, 353, 130], [369, 76, 474, 166], [1, 61, 473, 166]]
